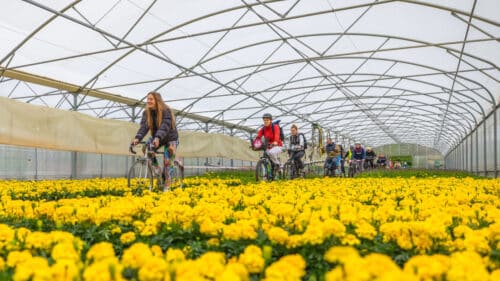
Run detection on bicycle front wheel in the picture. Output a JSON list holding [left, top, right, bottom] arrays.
[[283, 162, 292, 180], [255, 159, 269, 182], [128, 159, 153, 189]]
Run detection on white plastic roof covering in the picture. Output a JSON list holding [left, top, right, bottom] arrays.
[[0, 0, 499, 154]]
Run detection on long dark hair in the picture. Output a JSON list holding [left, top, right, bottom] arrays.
[[145, 92, 176, 136]]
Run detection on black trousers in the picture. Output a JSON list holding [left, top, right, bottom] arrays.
[[290, 150, 305, 169]]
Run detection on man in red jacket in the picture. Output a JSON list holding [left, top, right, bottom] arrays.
[[256, 113, 283, 170]]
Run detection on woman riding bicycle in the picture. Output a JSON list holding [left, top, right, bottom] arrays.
[[132, 91, 178, 190], [254, 113, 283, 172]]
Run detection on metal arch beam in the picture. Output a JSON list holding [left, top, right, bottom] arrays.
[[182, 33, 498, 78], [229, 65, 484, 130], [262, 76, 483, 124], [349, 124, 454, 143], [200, 91, 477, 135], [18, 0, 284, 107], [0, 0, 82, 65], [5, 33, 497, 111], [327, 111, 468, 139], [224, 88, 479, 134], [169, 18, 492, 144], [5, 10, 497, 90], [295, 101, 475, 133], [294, 103, 470, 140], [0, 67, 255, 133], [257, 71, 491, 111], [188, 52, 496, 109], [216, 57, 491, 116], [239, 0, 394, 143], [332, 121, 459, 147], [177, 41, 495, 126], [5, 0, 498, 143], [305, 108, 469, 141], [8, 32, 498, 84], [435, 0, 477, 146], [22, 0, 315, 135], [5, 2, 498, 80], [216, 106, 464, 149]]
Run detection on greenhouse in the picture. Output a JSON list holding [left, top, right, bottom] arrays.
[[0, 1, 499, 280]]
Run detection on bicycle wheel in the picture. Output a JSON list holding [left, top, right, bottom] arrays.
[[348, 163, 355, 178], [255, 159, 269, 181], [323, 167, 330, 177], [169, 161, 184, 190], [283, 162, 291, 180], [128, 159, 153, 189]]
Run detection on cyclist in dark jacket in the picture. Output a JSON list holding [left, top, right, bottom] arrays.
[[324, 138, 340, 171], [365, 147, 376, 169], [288, 124, 305, 172], [351, 142, 366, 171], [132, 91, 179, 189]]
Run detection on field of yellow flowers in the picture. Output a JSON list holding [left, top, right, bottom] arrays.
[[0, 176, 499, 281]]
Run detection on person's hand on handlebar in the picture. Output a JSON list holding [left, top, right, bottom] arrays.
[[132, 138, 139, 145], [153, 137, 160, 148]]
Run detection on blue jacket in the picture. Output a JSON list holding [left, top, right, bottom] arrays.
[[352, 147, 365, 160]]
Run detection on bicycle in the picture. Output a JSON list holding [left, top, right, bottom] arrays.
[[364, 156, 375, 171], [348, 159, 363, 178], [324, 156, 342, 177], [128, 141, 183, 191], [283, 150, 304, 180], [255, 148, 282, 182]]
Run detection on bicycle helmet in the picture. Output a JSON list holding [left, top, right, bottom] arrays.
[[355, 141, 361, 145], [262, 113, 272, 120]]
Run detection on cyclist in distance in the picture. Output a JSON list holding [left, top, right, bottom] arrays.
[[365, 147, 376, 169], [324, 138, 340, 173], [132, 91, 179, 190], [254, 113, 283, 172], [376, 153, 387, 168], [351, 142, 366, 171], [288, 124, 305, 174]]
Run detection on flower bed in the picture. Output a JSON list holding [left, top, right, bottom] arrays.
[[0, 176, 499, 280]]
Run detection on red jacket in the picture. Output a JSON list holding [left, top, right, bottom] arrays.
[[257, 124, 283, 147]]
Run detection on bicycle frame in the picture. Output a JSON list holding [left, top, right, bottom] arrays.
[[348, 159, 363, 177], [128, 141, 163, 190]]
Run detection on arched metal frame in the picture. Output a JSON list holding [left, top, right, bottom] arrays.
[[0, 0, 498, 155]]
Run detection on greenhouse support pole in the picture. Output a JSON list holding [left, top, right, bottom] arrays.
[[483, 122, 487, 177], [475, 130, 479, 176], [100, 154, 103, 179], [34, 148, 38, 180], [71, 151, 77, 179], [495, 109, 498, 178], [125, 155, 129, 178], [470, 135, 473, 173]]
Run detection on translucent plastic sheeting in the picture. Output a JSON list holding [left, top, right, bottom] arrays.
[[0, 0, 499, 154], [0, 96, 260, 161]]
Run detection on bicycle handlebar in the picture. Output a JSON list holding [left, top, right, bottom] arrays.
[[129, 141, 146, 154]]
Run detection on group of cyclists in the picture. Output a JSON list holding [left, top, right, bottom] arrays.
[[131, 91, 395, 191], [252, 113, 390, 178]]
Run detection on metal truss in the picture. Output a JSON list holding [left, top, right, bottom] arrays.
[[0, 0, 498, 154]]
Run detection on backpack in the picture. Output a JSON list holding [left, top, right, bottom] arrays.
[[289, 133, 308, 150], [299, 133, 308, 149], [261, 120, 285, 143]]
